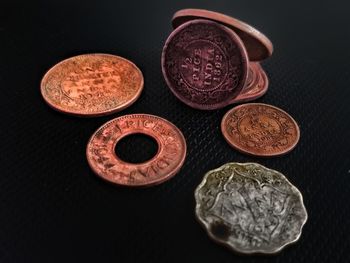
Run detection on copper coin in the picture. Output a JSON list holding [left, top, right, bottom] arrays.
[[86, 114, 187, 187], [230, 62, 268, 104], [172, 9, 273, 61], [221, 103, 300, 156], [162, 19, 248, 110], [41, 53, 144, 117]]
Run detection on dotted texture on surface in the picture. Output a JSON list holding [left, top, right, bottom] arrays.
[[0, 1, 349, 262]]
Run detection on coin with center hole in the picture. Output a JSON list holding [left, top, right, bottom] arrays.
[[86, 114, 187, 187], [195, 162, 307, 254], [221, 103, 300, 156], [41, 53, 144, 117]]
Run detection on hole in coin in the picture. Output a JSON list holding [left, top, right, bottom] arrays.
[[210, 221, 231, 241], [115, 133, 159, 164]]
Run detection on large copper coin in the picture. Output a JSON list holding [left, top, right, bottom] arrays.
[[41, 54, 144, 117], [221, 103, 300, 156], [162, 19, 248, 110], [195, 162, 307, 254], [231, 62, 268, 104], [172, 9, 273, 61], [86, 114, 187, 187]]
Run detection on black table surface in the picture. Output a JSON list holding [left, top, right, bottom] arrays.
[[1, 1, 350, 262]]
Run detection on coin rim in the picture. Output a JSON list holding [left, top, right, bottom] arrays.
[[221, 103, 301, 157], [172, 8, 273, 61], [230, 62, 269, 104], [86, 114, 187, 187], [40, 53, 144, 117], [194, 162, 308, 254], [161, 19, 249, 110]]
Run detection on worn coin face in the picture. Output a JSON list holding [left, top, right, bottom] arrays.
[[172, 9, 273, 61], [231, 62, 268, 104], [195, 162, 307, 254], [86, 114, 186, 187], [221, 103, 300, 156], [162, 19, 248, 110], [41, 54, 144, 116]]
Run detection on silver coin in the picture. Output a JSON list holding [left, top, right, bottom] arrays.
[[195, 162, 307, 254]]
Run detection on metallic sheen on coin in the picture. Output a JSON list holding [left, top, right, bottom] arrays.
[[195, 162, 307, 254], [86, 114, 186, 187], [41, 54, 144, 116], [172, 9, 273, 61], [231, 62, 268, 104], [221, 103, 300, 156], [162, 19, 248, 110]]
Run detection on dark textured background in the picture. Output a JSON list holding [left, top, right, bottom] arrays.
[[1, 1, 350, 262]]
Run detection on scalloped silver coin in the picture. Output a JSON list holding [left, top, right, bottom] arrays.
[[195, 162, 307, 254]]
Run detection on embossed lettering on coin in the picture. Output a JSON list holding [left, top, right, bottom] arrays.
[[41, 54, 144, 116], [162, 19, 248, 110], [221, 103, 300, 156], [86, 114, 186, 187], [180, 40, 228, 91], [195, 162, 307, 254]]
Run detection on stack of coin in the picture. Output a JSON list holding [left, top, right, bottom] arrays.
[[161, 9, 272, 110]]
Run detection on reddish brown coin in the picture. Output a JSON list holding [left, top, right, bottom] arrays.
[[86, 114, 187, 187], [221, 103, 300, 156], [162, 19, 248, 110], [41, 54, 144, 117], [172, 9, 273, 61], [230, 62, 268, 103]]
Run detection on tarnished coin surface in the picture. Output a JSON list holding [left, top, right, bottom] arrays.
[[86, 114, 186, 187], [41, 54, 144, 116], [162, 19, 248, 110], [195, 162, 307, 254], [231, 62, 268, 104], [221, 103, 300, 156], [172, 9, 273, 61]]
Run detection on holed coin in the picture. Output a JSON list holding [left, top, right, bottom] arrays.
[[86, 114, 186, 187], [172, 9, 273, 61], [41, 53, 144, 116], [221, 103, 300, 156], [195, 162, 307, 254], [162, 19, 248, 110], [231, 62, 268, 104]]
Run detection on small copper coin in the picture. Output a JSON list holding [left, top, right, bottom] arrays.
[[230, 62, 268, 104], [162, 19, 248, 110], [172, 9, 273, 61], [41, 54, 144, 117], [221, 103, 300, 156], [86, 114, 187, 187]]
